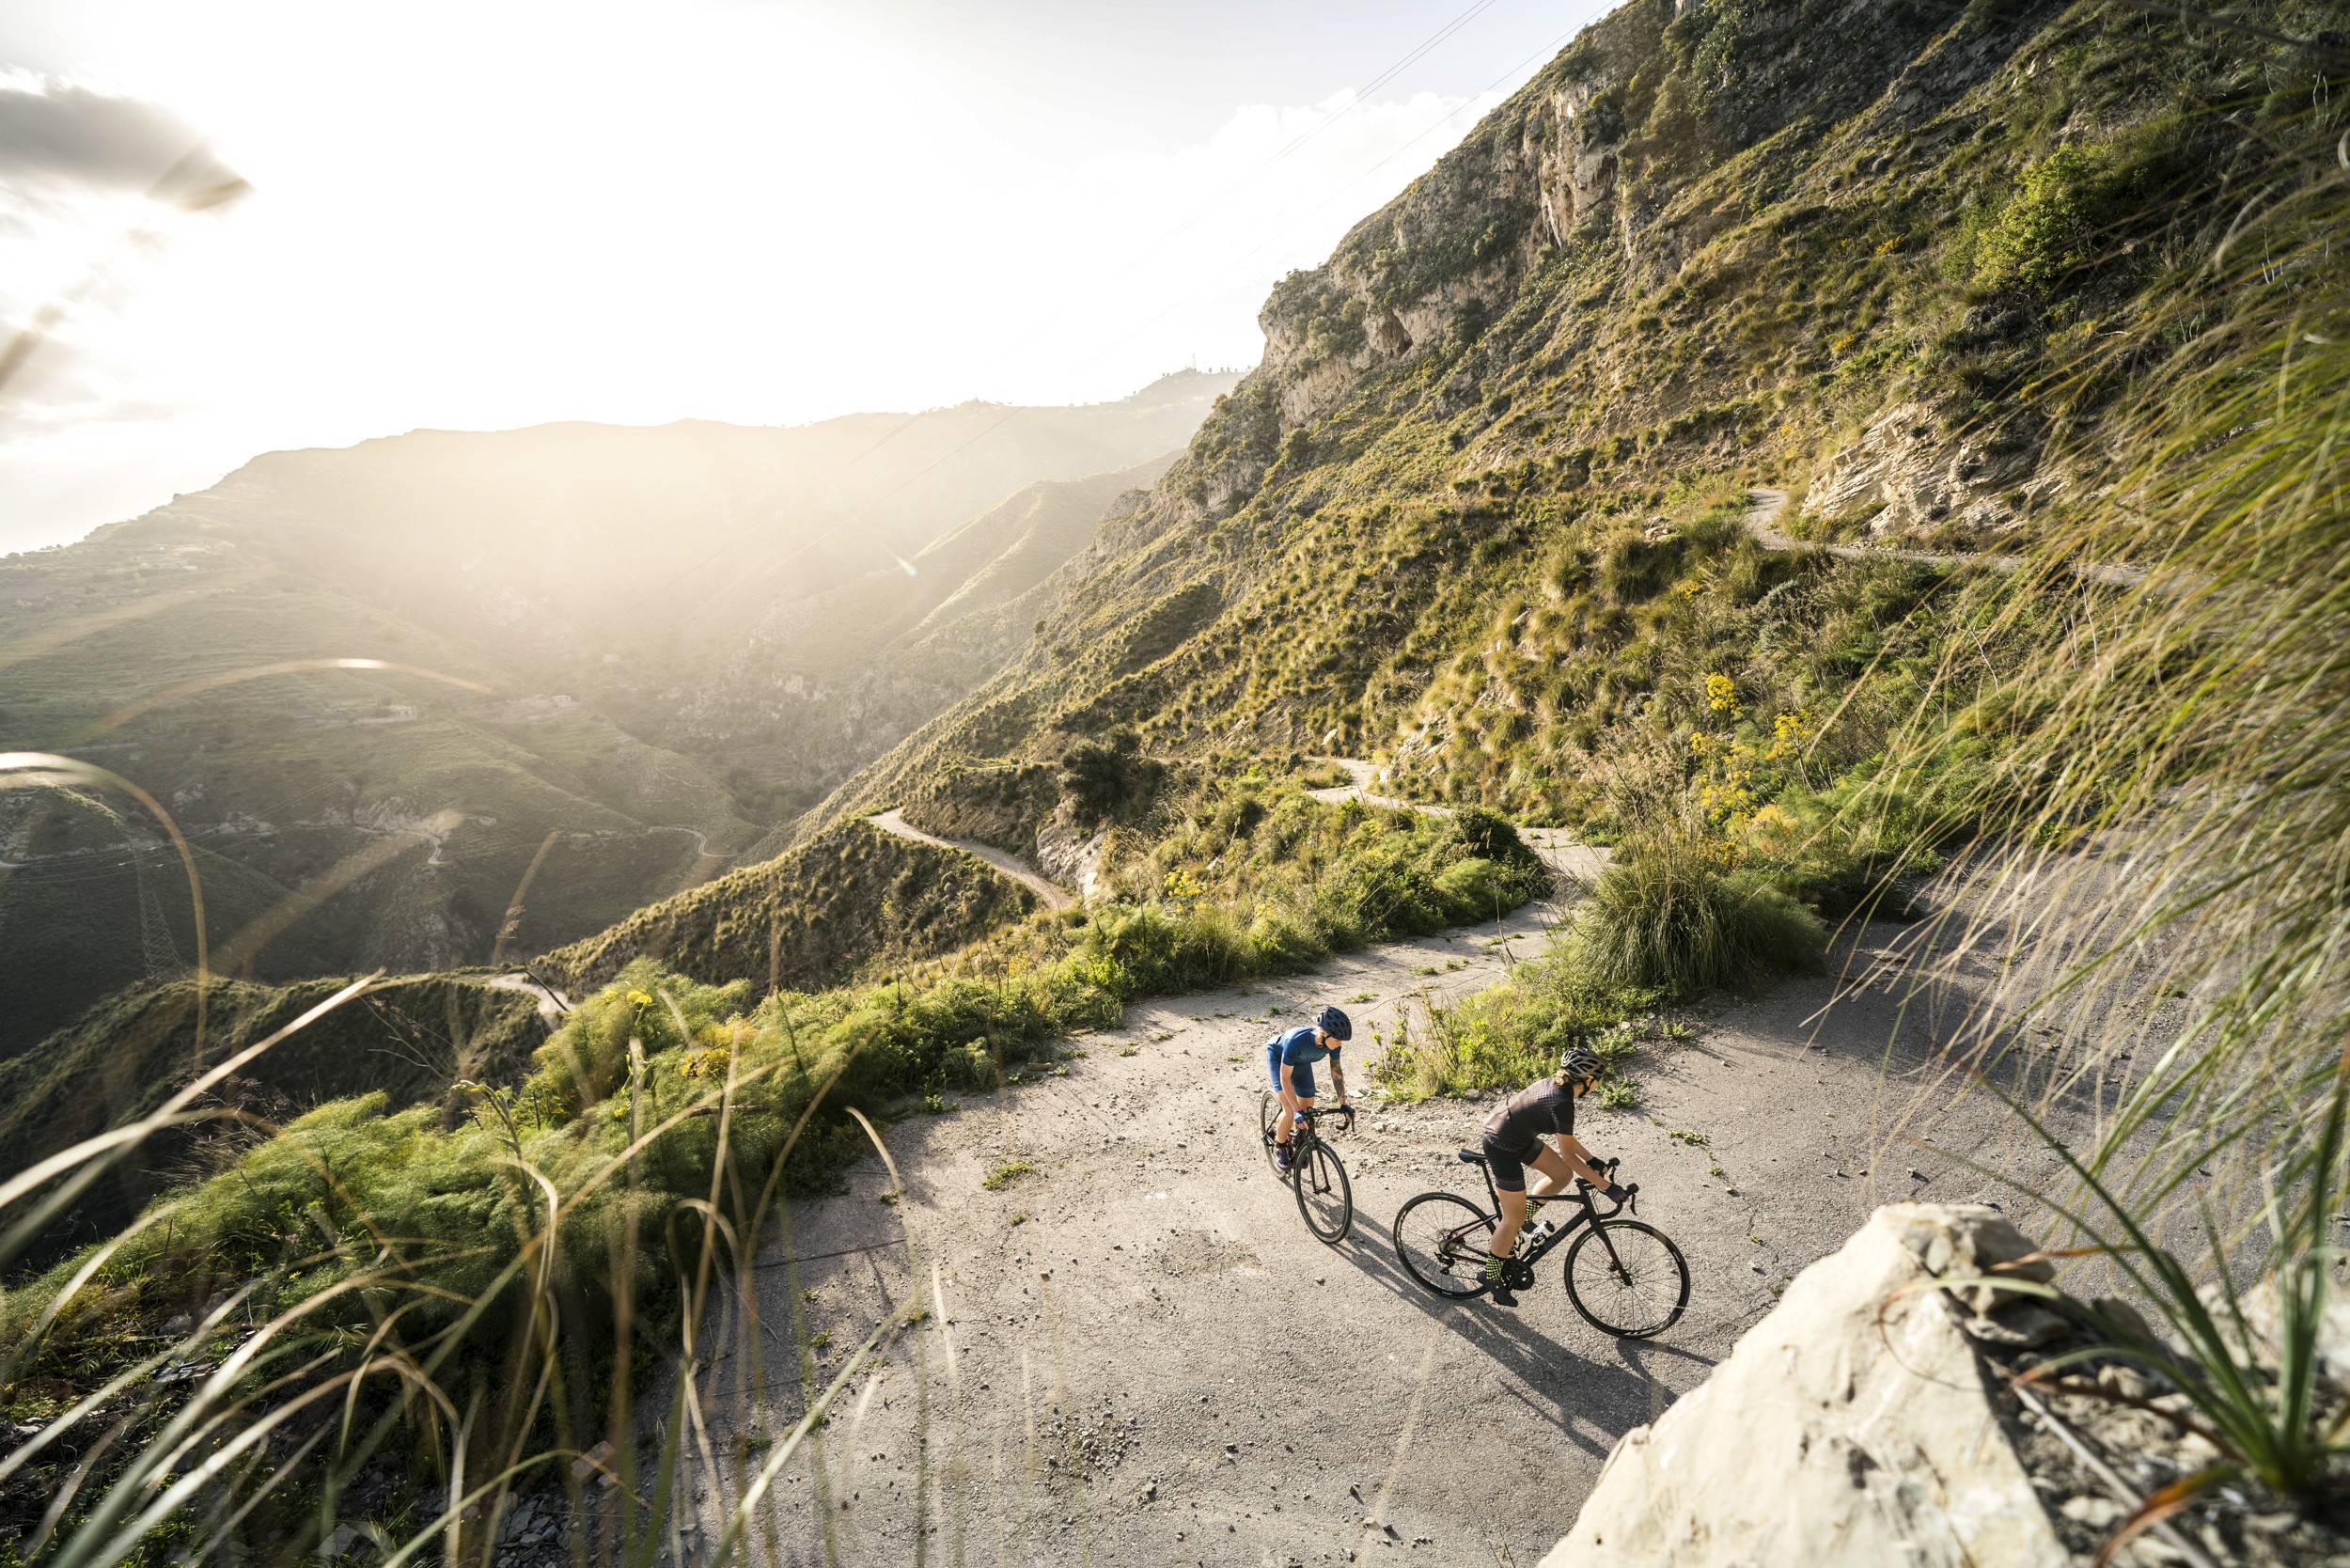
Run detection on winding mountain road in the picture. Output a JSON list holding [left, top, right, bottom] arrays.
[[1744, 486, 2152, 588], [869, 808, 1077, 911], [1311, 758, 1611, 884], [669, 885, 2072, 1566]]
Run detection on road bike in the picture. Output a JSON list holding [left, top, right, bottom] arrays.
[[1393, 1153, 1689, 1338], [1258, 1093, 1354, 1244]]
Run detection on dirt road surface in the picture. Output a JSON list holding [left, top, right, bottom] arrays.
[[870, 808, 1076, 911], [667, 886, 2061, 1567]]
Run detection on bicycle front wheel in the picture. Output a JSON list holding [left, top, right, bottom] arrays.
[[1563, 1219, 1689, 1338], [1294, 1141, 1353, 1244], [1393, 1192, 1498, 1298]]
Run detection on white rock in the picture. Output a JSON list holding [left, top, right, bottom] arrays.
[[1541, 1203, 2068, 1568]]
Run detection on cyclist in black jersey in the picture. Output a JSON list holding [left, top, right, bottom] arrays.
[[1480, 1045, 1627, 1306]]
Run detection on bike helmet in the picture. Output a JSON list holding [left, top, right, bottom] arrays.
[[1558, 1045, 1603, 1083], [1315, 1005, 1352, 1042]]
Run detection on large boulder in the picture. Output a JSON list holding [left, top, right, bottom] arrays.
[[1542, 1203, 2067, 1568]]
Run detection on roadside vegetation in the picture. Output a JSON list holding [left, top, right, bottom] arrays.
[[0, 777, 1547, 1559]]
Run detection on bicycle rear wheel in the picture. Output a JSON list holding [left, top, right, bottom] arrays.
[[1257, 1091, 1291, 1179], [1393, 1192, 1498, 1298], [1562, 1219, 1690, 1338], [1294, 1141, 1353, 1244]]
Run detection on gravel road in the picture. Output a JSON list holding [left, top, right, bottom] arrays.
[[669, 892, 2063, 1566]]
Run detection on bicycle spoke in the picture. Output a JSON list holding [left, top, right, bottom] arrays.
[[1394, 1192, 1496, 1298], [1563, 1220, 1689, 1338]]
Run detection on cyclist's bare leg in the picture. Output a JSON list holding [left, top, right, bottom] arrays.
[[1493, 1142, 1586, 1255], [1275, 1093, 1316, 1156], [1490, 1184, 1530, 1258], [1522, 1141, 1579, 1201]]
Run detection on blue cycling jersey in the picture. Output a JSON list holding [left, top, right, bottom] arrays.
[[1269, 1025, 1339, 1070]]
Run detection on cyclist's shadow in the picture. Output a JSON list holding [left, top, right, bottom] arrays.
[[1327, 1207, 1713, 1458]]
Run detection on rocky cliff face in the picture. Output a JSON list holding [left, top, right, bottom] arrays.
[[1545, 1204, 2070, 1568], [802, 0, 2298, 830]]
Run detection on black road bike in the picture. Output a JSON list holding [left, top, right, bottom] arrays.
[[1258, 1092, 1355, 1244], [1393, 1153, 1689, 1338]]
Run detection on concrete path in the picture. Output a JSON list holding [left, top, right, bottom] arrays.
[[869, 808, 1077, 911], [1305, 758, 1443, 815], [674, 892, 2057, 1566], [1745, 487, 2150, 588]]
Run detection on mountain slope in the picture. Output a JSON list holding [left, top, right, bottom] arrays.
[[0, 381, 1228, 1052], [797, 0, 2315, 835], [682, 454, 1178, 825]]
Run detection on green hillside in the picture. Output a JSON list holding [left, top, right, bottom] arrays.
[[536, 0, 2332, 1010], [540, 816, 1038, 996], [0, 972, 544, 1265], [798, 0, 2325, 853]]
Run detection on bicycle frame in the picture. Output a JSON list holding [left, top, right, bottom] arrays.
[[1459, 1157, 1635, 1278], [1270, 1105, 1351, 1165]]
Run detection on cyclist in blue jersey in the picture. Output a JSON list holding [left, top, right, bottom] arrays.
[[1266, 1005, 1352, 1173]]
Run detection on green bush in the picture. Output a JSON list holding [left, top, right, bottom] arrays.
[[1973, 147, 2113, 292], [1569, 829, 1826, 996], [1370, 952, 1653, 1103]]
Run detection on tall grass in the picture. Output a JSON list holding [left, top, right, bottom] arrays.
[[1863, 80, 2350, 1206], [1565, 824, 1826, 996], [1826, 47, 2350, 1535]]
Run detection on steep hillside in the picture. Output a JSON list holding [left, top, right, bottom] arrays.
[[0, 384, 1221, 1051], [539, 816, 1037, 997], [0, 972, 545, 1263], [807, 0, 2327, 838]]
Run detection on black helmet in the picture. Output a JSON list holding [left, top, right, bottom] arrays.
[[1558, 1045, 1602, 1083], [1316, 1005, 1352, 1042]]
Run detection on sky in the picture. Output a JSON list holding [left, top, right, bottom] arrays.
[[0, 0, 1606, 553]]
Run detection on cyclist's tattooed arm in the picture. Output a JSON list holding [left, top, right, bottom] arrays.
[[1327, 1054, 1347, 1107]]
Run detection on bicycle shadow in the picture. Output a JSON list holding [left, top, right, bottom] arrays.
[[1323, 1202, 1715, 1460]]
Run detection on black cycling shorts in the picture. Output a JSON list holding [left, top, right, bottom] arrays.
[[1482, 1134, 1541, 1193]]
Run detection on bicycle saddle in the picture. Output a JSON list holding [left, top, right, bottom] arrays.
[[1456, 1149, 1488, 1164]]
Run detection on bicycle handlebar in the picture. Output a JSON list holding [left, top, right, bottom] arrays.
[[1572, 1158, 1637, 1213]]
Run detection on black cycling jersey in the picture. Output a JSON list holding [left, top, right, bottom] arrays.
[[1482, 1076, 1574, 1150]]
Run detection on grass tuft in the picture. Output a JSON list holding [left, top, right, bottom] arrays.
[[1567, 828, 1825, 996]]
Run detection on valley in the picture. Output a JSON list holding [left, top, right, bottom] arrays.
[[0, 375, 1231, 1052]]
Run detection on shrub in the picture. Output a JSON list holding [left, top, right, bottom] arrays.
[[1569, 828, 1825, 995], [1371, 955, 1653, 1102], [1973, 146, 2114, 292]]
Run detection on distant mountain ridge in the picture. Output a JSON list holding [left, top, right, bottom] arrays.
[[0, 374, 1232, 1051]]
